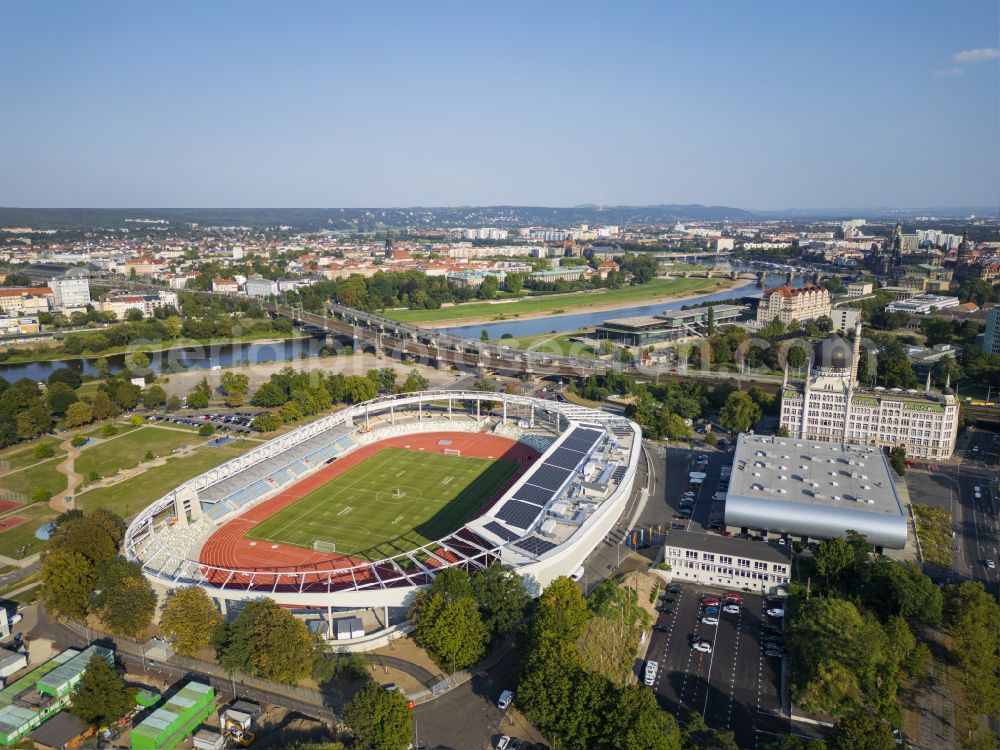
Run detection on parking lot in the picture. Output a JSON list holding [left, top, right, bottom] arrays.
[[643, 585, 785, 748], [148, 410, 260, 433]]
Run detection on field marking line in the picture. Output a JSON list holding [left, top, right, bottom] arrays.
[[337, 506, 353, 516]]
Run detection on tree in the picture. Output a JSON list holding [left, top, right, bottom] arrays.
[[198, 422, 215, 437], [220, 372, 250, 407], [530, 576, 590, 644], [186, 388, 209, 409], [399, 369, 429, 393], [813, 537, 856, 585], [888, 445, 906, 476], [34, 441, 55, 459], [161, 586, 225, 656], [47, 367, 82, 390], [481, 329, 489, 341], [216, 599, 319, 684], [165, 394, 182, 412], [91, 557, 156, 637], [41, 550, 95, 620], [602, 685, 682, 750], [124, 307, 144, 322], [251, 412, 282, 432], [141, 384, 167, 409], [71, 654, 135, 727], [471, 564, 530, 640], [660, 410, 691, 440], [827, 711, 895, 750], [342, 680, 413, 750], [718, 390, 761, 435], [409, 590, 488, 671], [252, 381, 288, 407], [98, 573, 157, 637], [706, 306, 716, 335], [90, 390, 118, 420], [46, 382, 79, 415]]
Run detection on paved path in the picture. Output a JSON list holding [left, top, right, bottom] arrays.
[[49, 437, 83, 513]]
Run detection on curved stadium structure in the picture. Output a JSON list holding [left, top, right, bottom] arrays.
[[125, 392, 641, 645]]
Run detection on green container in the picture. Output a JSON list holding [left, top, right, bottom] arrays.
[[134, 689, 161, 709], [131, 681, 215, 750]]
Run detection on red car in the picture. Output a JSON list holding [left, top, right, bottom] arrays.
[[701, 597, 720, 607], [724, 593, 742, 602]]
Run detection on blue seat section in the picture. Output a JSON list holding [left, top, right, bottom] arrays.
[[289, 459, 308, 477], [269, 468, 291, 485], [305, 443, 339, 464], [227, 479, 271, 510], [204, 501, 232, 521]]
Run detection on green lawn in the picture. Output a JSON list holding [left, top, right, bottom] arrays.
[[75, 426, 201, 480], [0, 504, 59, 559], [492, 330, 596, 357], [384, 277, 731, 324], [74, 439, 256, 519], [247, 448, 519, 559], [0, 440, 66, 471], [80, 423, 139, 440], [0, 459, 66, 499]]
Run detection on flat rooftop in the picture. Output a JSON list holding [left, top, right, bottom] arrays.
[[664, 529, 791, 565], [729, 434, 901, 518]]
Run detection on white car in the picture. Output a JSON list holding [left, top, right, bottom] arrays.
[[701, 616, 719, 625], [766, 608, 785, 618], [644, 660, 658, 686], [496, 737, 511, 750], [986, 559, 996, 570], [498, 690, 513, 710], [722, 604, 740, 615], [692, 641, 713, 653], [973, 486, 982, 499]]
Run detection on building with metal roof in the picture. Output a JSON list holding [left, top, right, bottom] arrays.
[[724, 434, 907, 549], [131, 681, 215, 750]]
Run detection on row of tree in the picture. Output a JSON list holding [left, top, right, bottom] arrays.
[[243, 366, 429, 432]]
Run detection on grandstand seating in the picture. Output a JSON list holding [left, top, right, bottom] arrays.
[[204, 501, 233, 522]]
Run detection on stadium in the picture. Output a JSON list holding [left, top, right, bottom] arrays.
[[124, 391, 642, 647]]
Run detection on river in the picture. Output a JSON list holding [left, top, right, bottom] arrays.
[[0, 271, 804, 382], [440, 271, 804, 339], [0, 337, 327, 384]]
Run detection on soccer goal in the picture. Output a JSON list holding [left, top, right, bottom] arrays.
[[312, 540, 337, 553], [442, 448, 461, 457]]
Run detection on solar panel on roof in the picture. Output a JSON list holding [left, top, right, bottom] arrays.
[[512, 483, 554, 506], [562, 436, 599, 453], [547, 448, 585, 470], [527, 464, 572, 491], [483, 521, 520, 542], [495, 500, 542, 529], [514, 537, 558, 555]]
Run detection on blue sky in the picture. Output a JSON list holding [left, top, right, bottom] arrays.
[[1, 1, 997, 209]]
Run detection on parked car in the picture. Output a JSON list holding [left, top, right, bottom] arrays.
[[986, 559, 996, 569], [724, 593, 742, 602], [701, 597, 720, 606], [722, 604, 740, 615], [496, 737, 512, 750], [644, 660, 658, 686], [654, 624, 670, 632], [692, 641, 713, 653], [704, 606, 719, 615], [498, 690, 513, 710], [766, 608, 785, 618], [764, 650, 785, 659], [667, 585, 683, 594], [701, 616, 719, 625]]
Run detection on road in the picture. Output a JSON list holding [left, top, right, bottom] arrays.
[[907, 426, 999, 596]]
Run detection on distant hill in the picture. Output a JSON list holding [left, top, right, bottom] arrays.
[[0, 204, 756, 231]]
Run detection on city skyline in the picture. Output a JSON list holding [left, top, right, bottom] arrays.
[[1, 0, 998, 209]]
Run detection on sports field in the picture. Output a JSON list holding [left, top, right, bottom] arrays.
[[245, 447, 519, 560]]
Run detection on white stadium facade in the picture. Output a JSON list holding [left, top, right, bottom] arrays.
[[124, 391, 642, 648]]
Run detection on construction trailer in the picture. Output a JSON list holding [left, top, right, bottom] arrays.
[[0, 645, 113, 747], [131, 681, 215, 750]]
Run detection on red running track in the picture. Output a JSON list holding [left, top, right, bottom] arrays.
[[198, 431, 539, 591]]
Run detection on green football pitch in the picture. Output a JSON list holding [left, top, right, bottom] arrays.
[[245, 447, 520, 560]]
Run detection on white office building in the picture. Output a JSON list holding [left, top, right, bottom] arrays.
[[779, 320, 959, 459], [244, 276, 279, 298], [48, 269, 91, 311], [663, 530, 791, 595], [885, 294, 960, 315]]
